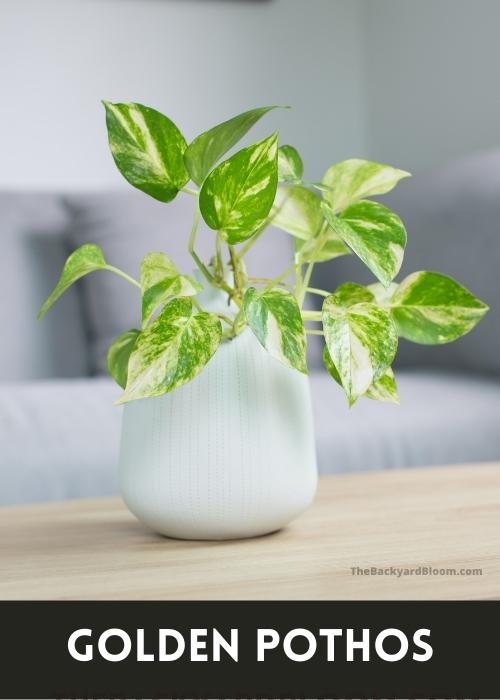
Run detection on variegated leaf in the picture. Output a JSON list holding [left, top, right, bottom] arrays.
[[271, 184, 324, 240], [38, 244, 107, 319], [323, 345, 399, 404], [184, 106, 281, 185], [322, 200, 406, 287], [107, 329, 140, 389], [333, 282, 375, 308], [321, 158, 410, 213], [199, 133, 278, 244], [243, 287, 307, 374], [278, 145, 303, 183], [141, 252, 202, 326], [117, 298, 222, 404], [322, 294, 398, 406], [365, 367, 399, 404], [103, 101, 189, 202], [391, 271, 489, 344]]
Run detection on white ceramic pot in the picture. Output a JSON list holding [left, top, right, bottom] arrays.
[[118, 280, 318, 540]]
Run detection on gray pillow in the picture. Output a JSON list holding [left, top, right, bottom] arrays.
[[0, 192, 89, 380], [312, 148, 500, 375], [64, 188, 294, 374]]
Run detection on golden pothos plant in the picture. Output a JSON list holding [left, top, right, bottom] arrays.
[[39, 103, 488, 406]]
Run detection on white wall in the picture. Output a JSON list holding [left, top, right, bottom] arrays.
[[363, 0, 500, 173], [0, 0, 365, 189]]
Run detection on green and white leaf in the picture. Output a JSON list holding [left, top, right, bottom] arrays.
[[38, 244, 107, 319], [322, 200, 406, 287], [333, 282, 375, 308], [117, 298, 222, 404], [323, 345, 399, 404], [184, 105, 281, 185], [107, 329, 140, 389], [391, 271, 489, 344], [271, 184, 324, 240], [199, 133, 278, 244], [243, 287, 307, 374], [321, 158, 411, 213], [294, 228, 351, 263], [103, 101, 189, 203], [278, 145, 303, 183], [322, 294, 398, 406], [140, 252, 202, 326], [365, 367, 399, 404]]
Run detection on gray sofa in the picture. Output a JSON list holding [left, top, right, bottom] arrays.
[[1, 149, 499, 505]]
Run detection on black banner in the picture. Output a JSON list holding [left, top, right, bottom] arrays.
[[0, 601, 497, 698]]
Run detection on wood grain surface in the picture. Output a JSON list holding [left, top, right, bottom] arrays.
[[1, 462, 499, 600]]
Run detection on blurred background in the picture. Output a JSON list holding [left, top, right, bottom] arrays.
[[1, 0, 499, 505]]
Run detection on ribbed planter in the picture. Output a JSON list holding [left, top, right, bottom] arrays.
[[118, 325, 318, 540]]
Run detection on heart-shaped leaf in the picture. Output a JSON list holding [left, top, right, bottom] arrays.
[[103, 101, 189, 203], [321, 158, 410, 213], [199, 133, 278, 244], [322, 294, 398, 406], [184, 106, 281, 185], [107, 329, 140, 389], [271, 185, 324, 240], [38, 244, 107, 319], [140, 252, 202, 326], [244, 287, 307, 374], [278, 145, 303, 183], [323, 345, 399, 404], [322, 200, 406, 287], [391, 271, 489, 344], [117, 298, 222, 404]]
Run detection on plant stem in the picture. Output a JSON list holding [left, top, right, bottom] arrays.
[[182, 186, 199, 196], [295, 262, 303, 301], [306, 286, 329, 297], [188, 208, 215, 286], [305, 329, 325, 336], [298, 261, 315, 306], [105, 265, 141, 289], [301, 309, 322, 321], [215, 232, 224, 281], [217, 313, 234, 327]]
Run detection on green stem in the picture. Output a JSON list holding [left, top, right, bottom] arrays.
[[295, 262, 303, 301], [215, 232, 224, 281], [306, 286, 329, 297], [188, 208, 215, 286], [301, 309, 322, 321], [305, 329, 325, 336], [105, 265, 141, 289], [182, 186, 199, 196], [217, 313, 234, 327], [299, 261, 315, 306]]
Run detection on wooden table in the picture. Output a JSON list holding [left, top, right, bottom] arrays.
[[1, 462, 499, 600]]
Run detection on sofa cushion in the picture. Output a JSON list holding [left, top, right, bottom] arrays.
[[64, 189, 294, 374], [312, 149, 500, 374], [310, 370, 500, 474], [0, 378, 121, 506], [0, 192, 89, 380]]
